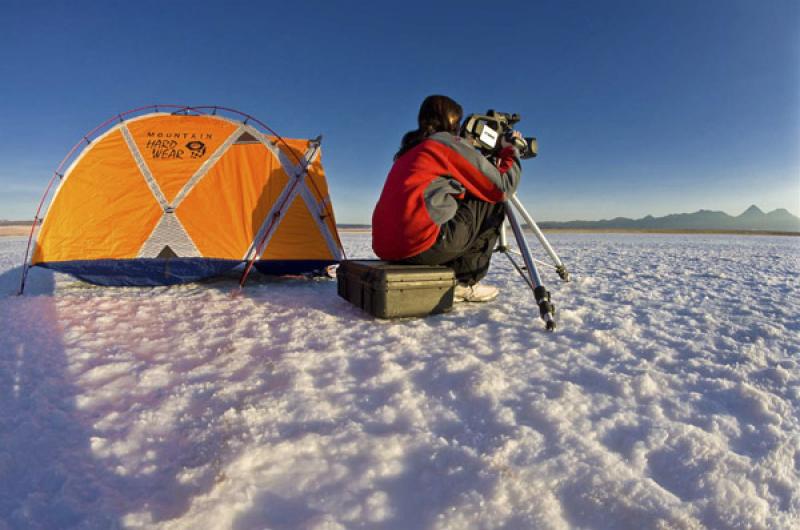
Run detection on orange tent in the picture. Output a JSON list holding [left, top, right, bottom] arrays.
[[23, 107, 343, 287]]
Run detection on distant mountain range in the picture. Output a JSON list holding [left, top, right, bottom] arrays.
[[537, 205, 800, 233], [339, 205, 800, 233]]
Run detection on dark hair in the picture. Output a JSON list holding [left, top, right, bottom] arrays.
[[394, 95, 463, 160]]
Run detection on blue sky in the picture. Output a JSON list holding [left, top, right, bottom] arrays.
[[0, 0, 797, 223]]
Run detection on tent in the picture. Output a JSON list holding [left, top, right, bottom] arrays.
[[19, 106, 344, 291]]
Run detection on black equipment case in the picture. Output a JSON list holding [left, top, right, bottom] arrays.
[[337, 260, 456, 318]]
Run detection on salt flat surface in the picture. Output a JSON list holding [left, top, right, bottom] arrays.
[[0, 232, 798, 529]]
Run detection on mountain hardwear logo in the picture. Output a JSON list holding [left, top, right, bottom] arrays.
[[144, 131, 212, 160]]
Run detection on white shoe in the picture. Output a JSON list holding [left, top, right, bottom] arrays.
[[454, 283, 499, 303]]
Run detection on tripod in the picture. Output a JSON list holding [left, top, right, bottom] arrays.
[[497, 194, 569, 331]]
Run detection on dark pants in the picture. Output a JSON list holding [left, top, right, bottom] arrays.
[[403, 197, 506, 285]]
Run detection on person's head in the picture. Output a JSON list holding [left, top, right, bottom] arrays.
[[417, 95, 463, 136], [396, 95, 463, 159]]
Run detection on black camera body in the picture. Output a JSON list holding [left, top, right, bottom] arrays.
[[461, 110, 537, 159]]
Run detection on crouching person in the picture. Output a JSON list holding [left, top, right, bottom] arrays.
[[371, 95, 522, 303]]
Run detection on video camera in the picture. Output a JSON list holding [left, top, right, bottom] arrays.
[[460, 110, 537, 160]]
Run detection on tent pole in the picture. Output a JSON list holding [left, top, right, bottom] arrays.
[[238, 142, 322, 288]]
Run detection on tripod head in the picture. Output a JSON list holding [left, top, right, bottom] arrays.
[[461, 110, 538, 159]]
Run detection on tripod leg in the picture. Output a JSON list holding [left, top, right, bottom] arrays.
[[509, 194, 569, 282], [504, 202, 556, 331], [497, 220, 509, 252]]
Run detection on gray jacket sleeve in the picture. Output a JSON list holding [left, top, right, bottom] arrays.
[[423, 176, 466, 225]]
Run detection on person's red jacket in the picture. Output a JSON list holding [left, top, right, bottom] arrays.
[[372, 132, 521, 260]]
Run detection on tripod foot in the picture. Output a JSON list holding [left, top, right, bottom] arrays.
[[534, 286, 557, 331], [556, 265, 570, 282]]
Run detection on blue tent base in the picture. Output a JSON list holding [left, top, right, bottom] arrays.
[[254, 260, 337, 276], [38, 259, 242, 286], [36, 258, 338, 286]]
